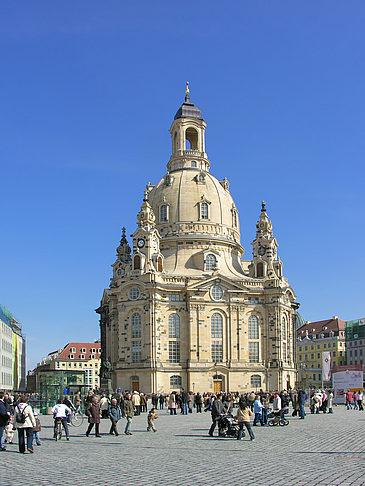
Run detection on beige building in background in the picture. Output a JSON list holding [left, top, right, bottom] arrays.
[[97, 88, 299, 394]]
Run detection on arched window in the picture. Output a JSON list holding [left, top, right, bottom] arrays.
[[205, 254, 217, 271], [248, 315, 260, 363], [131, 313, 142, 338], [257, 262, 264, 277], [185, 127, 198, 150], [160, 205, 168, 222], [198, 173, 205, 183], [251, 375, 261, 387], [173, 132, 178, 152], [211, 313, 223, 338], [233, 211, 237, 227], [133, 255, 141, 270], [248, 316, 259, 339], [191, 161, 197, 168], [157, 257, 163, 272], [169, 313, 180, 338], [170, 375, 182, 389], [200, 202, 208, 219]]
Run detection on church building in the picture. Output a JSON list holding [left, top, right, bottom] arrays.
[[97, 86, 299, 393]]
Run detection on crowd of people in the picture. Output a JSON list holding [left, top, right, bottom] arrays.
[[0, 386, 362, 453]]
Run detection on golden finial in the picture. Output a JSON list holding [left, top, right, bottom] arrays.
[[185, 81, 190, 102]]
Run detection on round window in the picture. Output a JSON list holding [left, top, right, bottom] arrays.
[[211, 285, 223, 301], [129, 287, 140, 300]]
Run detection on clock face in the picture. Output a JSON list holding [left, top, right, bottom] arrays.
[[258, 245, 266, 256], [137, 238, 145, 248]]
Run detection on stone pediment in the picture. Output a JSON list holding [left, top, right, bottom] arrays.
[[186, 275, 247, 292]]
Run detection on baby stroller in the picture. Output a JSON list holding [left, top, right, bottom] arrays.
[[267, 408, 289, 426], [218, 414, 241, 438]]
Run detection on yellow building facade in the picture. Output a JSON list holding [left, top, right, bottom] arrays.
[[296, 317, 346, 388], [97, 89, 299, 394]]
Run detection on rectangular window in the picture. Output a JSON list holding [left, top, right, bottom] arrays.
[[350, 350, 353, 357], [311, 345, 314, 350], [318, 374, 321, 381], [311, 354, 314, 359], [317, 345, 320, 350], [323, 343, 326, 348], [299, 355, 302, 361], [304, 346, 308, 351], [211, 342, 223, 362], [355, 350, 358, 356], [333, 351, 336, 357], [249, 342, 259, 363], [313, 373, 316, 380], [168, 294, 180, 301], [168, 341, 180, 363], [317, 353, 320, 359], [132, 341, 141, 363], [299, 346, 302, 352]]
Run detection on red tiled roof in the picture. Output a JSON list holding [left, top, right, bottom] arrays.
[[57, 342, 101, 360], [296, 318, 346, 336]]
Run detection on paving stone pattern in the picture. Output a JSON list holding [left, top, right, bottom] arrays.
[[1, 405, 364, 485]]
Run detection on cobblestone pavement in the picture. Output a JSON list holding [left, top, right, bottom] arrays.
[[1, 405, 364, 485]]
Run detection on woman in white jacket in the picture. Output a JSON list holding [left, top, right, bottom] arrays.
[[15, 395, 36, 454]]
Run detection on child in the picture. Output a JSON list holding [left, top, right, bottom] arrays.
[[33, 413, 42, 446], [147, 408, 158, 432], [4, 415, 14, 444]]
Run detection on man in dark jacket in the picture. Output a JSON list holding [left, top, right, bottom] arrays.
[[208, 394, 224, 437], [0, 392, 10, 451], [297, 389, 307, 419], [181, 389, 189, 415]]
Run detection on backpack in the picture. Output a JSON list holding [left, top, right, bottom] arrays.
[[15, 406, 27, 424]]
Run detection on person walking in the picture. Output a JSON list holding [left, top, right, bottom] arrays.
[[100, 393, 110, 419], [15, 395, 36, 453], [132, 391, 141, 416], [297, 389, 307, 419], [253, 395, 264, 426], [123, 393, 135, 435], [86, 397, 101, 437], [181, 389, 189, 415], [358, 390, 364, 411], [108, 398, 122, 436], [195, 392, 203, 413], [33, 413, 42, 446], [147, 408, 158, 432], [168, 392, 177, 415], [0, 391, 10, 451], [235, 400, 255, 441], [327, 390, 334, 414], [208, 394, 224, 437]]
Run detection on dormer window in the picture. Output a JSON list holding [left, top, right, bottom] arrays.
[[200, 202, 208, 219], [70, 347, 76, 353], [79, 354, 85, 359], [195, 173, 205, 184], [69, 354, 74, 359], [160, 204, 168, 222], [205, 254, 217, 271]]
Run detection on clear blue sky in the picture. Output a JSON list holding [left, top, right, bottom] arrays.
[[1, 2, 364, 370]]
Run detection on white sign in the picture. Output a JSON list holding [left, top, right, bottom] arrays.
[[333, 370, 364, 404]]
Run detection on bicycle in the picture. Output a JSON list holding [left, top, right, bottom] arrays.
[[70, 411, 84, 427], [54, 418, 63, 440]]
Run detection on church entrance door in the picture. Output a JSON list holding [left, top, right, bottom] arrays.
[[132, 381, 139, 391], [213, 380, 222, 393]]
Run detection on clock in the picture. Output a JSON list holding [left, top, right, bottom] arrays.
[[258, 245, 266, 256], [137, 238, 145, 248]]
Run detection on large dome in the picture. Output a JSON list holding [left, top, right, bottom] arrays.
[[148, 168, 241, 246]]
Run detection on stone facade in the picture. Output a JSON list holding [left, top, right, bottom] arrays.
[[97, 89, 299, 393]]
